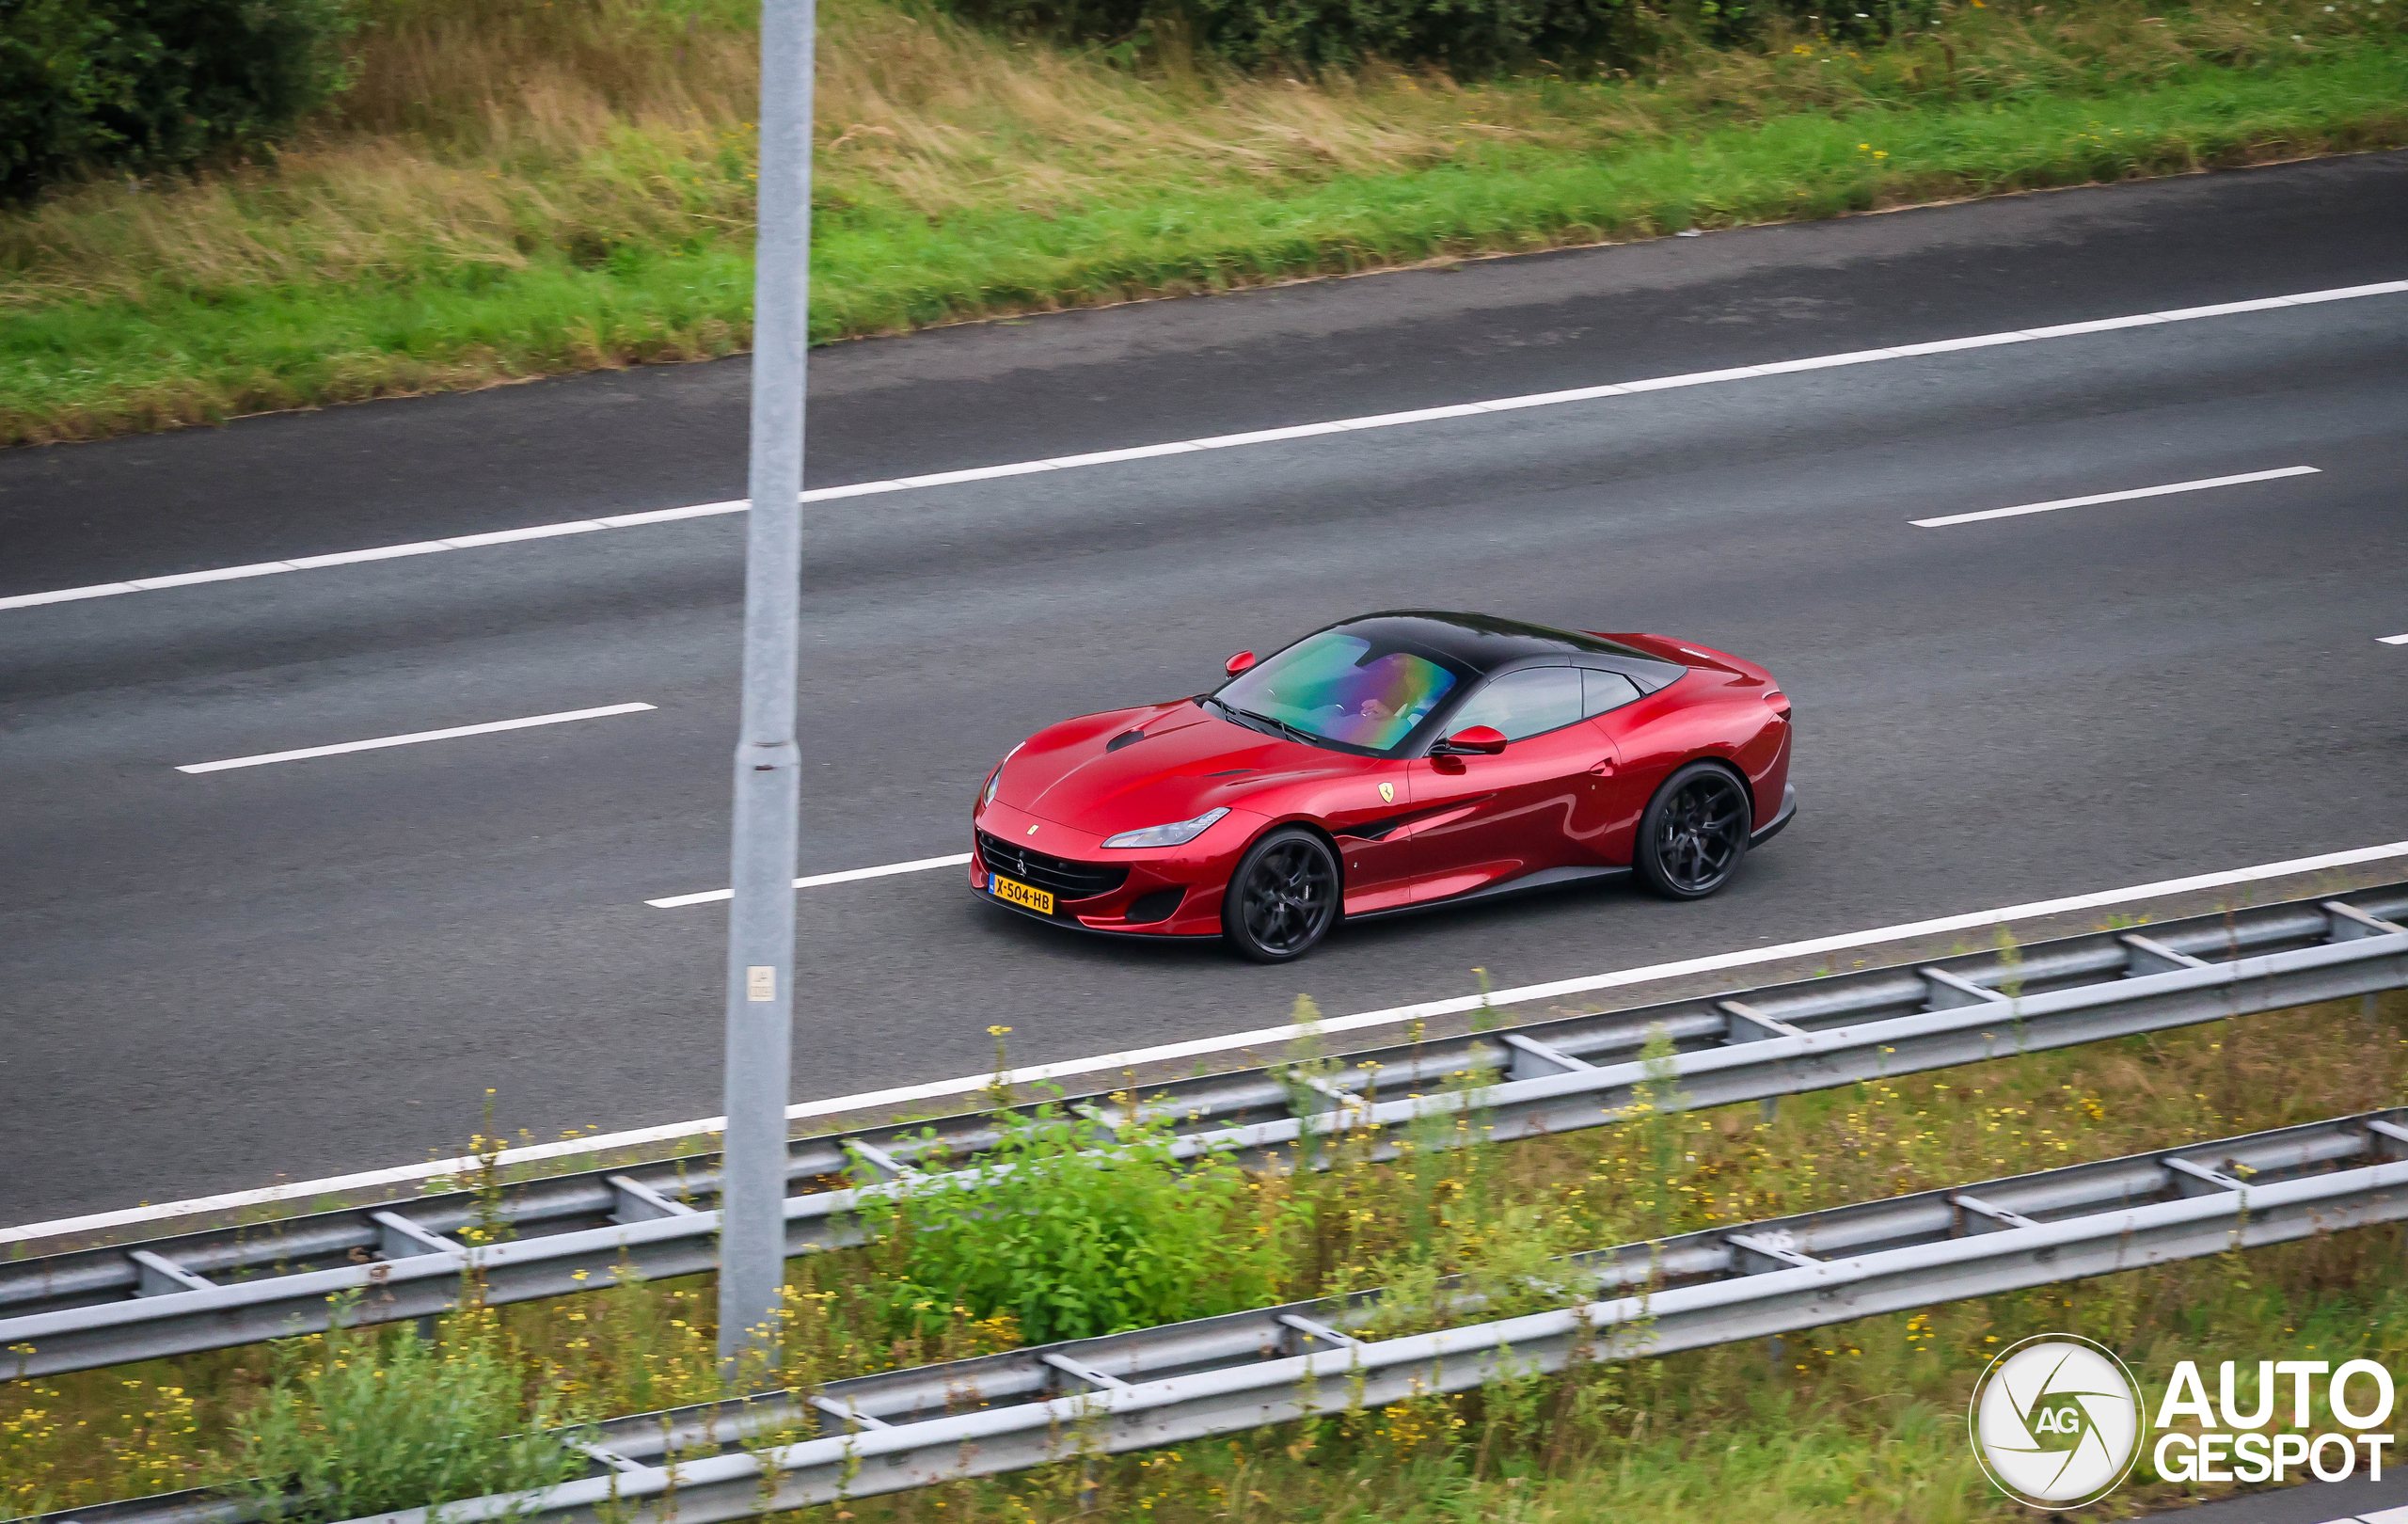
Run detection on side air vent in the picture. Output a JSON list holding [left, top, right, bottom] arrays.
[[1124, 887, 1186, 924]]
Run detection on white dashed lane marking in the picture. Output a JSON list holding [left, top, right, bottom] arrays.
[[176, 703, 657, 774], [645, 852, 974, 908], [1910, 466, 2321, 529], [6, 279, 2402, 613]]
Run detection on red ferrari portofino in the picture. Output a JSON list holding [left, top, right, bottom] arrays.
[[971, 611, 1795, 961]]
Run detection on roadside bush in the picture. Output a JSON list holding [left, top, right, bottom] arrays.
[[1193, 0, 1643, 76], [230, 1304, 583, 1522], [933, 0, 1944, 74], [0, 0, 355, 201], [1687, 0, 1947, 49], [933, 0, 1643, 72], [857, 1091, 1291, 1344]]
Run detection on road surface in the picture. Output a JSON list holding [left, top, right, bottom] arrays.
[[4, 152, 2404, 1223]]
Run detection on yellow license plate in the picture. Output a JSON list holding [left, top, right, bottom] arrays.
[[991, 874, 1054, 914]]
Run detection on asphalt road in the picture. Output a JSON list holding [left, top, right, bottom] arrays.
[[4, 154, 2405, 1224], [2147, 1470, 2408, 1524]]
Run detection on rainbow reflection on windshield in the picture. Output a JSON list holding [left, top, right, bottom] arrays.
[[1219, 632, 1457, 751]]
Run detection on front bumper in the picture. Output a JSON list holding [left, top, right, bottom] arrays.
[[967, 800, 1240, 937], [966, 880, 1206, 939]]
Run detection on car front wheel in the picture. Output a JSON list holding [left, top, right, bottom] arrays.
[[1223, 827, 1340, 962], [1635, 761, 1752, 900]]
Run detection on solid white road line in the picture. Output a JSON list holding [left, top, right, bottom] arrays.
[[176, 703, 657, 773], [6, 278, 2402, 615], [9, 834, 2407, 1246], [1909, 466, 2321, 529], [2382, 633, 2408, 646], [645, 852, 974, 908]]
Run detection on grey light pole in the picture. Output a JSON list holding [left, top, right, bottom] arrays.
[[718, 0, 814, 1375]]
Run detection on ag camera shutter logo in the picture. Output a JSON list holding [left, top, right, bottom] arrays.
[[1970, 1335, 2147, 1509]]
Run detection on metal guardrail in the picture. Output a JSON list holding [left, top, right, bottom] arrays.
[[41, 1104, 2408, 1524], [4, 887, 2403, 1379]]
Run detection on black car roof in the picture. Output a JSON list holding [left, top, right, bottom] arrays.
[[1326, 611, 1665, 676]]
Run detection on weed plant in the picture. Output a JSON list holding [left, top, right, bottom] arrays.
[[227, 1300, 586, 1521], [4, 988, 2403, 1519], [854, 1092, 1290, 1344], [0, 0, 2401, 443]]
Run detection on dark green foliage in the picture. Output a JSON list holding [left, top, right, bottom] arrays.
[[230, 1307, 585, 1522], [932, 0, 1944, 74], [1687, 0, 1946, 50], [1194, 0, 1640, 75], [0, 0, 355, 200], [935, 0, 1643, 73], [856, 1093, 1288, 1345]]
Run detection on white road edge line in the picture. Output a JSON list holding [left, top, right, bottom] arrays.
[[1909, 466, 2321, 528], [176, 703, 657, 773], [646, 852, 974, 908], [6, 278, 2402, 615], [10, 834, 2407, 1246]]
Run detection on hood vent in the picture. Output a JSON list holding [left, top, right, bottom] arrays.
[[1106, 729, 1147, 752]]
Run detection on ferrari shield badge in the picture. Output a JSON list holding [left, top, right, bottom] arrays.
[[1026, 824, 1040, 835], [1379, 782, 1395, 803]]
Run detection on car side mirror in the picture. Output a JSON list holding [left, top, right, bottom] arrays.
[[1433, 724, 1507, 756], [1225, 651, 1257, 676]]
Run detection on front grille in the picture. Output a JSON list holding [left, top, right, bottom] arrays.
[[977, 832, 1129, 902]]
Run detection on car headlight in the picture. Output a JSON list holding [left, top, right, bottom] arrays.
[[1101, 807, 1229, 849], [982, 742, 1025, 808]]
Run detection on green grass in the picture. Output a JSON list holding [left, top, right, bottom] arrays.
[[800, 42, 2408, 326], [4, 30, 2404, 445]]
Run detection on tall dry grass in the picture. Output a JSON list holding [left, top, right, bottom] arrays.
[[0, 0, 1513, 313], [2, 0, 2389, 311], [0, 0, 2399, 441]]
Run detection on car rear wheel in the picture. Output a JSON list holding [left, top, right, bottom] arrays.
[[1223, 827, 1340, 962], [1635, 762, 1752, 900]]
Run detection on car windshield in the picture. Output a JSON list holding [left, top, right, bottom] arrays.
[[1216, 630, 1460, 753]]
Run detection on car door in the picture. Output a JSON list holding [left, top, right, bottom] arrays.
[[1402, 665, 1617, 902], [1317, 755, 1422, 917], [1570, 666, 1655, 864]]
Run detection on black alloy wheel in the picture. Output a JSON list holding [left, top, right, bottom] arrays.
[[1224, 827, 1341, 962], [1635, 761, 1752, 900]]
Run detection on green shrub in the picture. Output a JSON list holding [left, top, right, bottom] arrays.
[[1196, 0, 1640, 77], [0, 0, 355, 201], [1687, 0, 1946, 50], [933, 0, 1941, 74], [230, 1305, 583, 1522], [858, 1093, 1290, 1345], [933, 0, 1638, 72]]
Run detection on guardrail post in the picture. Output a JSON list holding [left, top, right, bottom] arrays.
[[719, 0, 816, 1376]]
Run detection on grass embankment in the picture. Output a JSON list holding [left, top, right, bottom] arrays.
[[8, 979, 2408, 1521], [2, 0, 2404, 446]]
